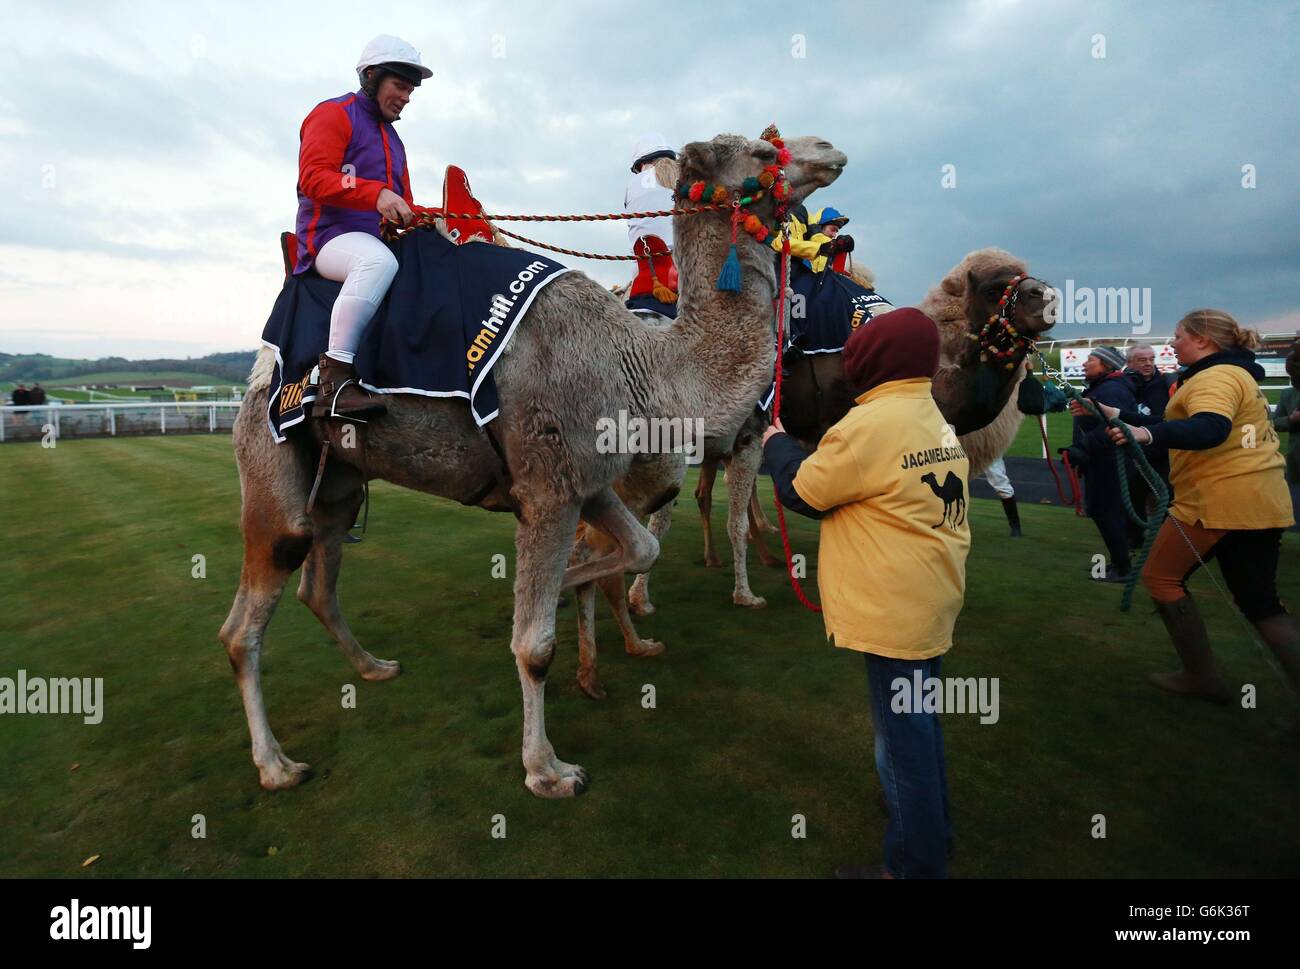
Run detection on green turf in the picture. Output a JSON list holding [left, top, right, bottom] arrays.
[[33, 371, 241, 388], [1, 436, 1297, 878]]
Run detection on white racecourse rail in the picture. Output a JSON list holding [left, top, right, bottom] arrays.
[[0, 402, 243, 443]]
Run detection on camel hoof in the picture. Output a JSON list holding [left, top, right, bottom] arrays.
[[628, 598, 656, 617], [733, 592, 767, 609], [578, 673, 607, 700], [526, 763, 589, 798], [360, 658, 401, 682], [258, 754, 311, 791], [704, 556, 723, 569], [626, 638, 665, 658]]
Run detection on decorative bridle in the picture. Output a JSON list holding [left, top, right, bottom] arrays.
[[675, 124, 793, 291], [968, 273, 1043, 369]]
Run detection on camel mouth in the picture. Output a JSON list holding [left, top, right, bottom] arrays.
[[780, 137, 847, 203]]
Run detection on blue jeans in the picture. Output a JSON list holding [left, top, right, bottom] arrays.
[[865, 653, 952, 879]]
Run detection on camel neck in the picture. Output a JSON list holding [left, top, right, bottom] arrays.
[[658, 209, 778, 429]]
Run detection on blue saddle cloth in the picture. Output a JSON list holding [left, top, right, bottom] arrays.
[[260, 229, 571, 442], [785, 258, 895, 355]]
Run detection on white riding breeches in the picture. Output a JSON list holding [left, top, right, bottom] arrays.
[[314, 232, 399, 364], [980, 456, 1014, 499]]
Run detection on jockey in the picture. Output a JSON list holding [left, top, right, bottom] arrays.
[[807, 207, 853, 274], [294, 34, 431, 419], [771, 203, 854, 274], [623, 133, 679, 317]]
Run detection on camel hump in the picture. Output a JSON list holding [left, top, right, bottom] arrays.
[[442, 165, 495, 246]]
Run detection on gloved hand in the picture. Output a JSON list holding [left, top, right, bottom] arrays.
[[1059, 445, 1088, 469]]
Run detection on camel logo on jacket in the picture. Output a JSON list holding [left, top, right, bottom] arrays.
[[921, 470, 966, 530]]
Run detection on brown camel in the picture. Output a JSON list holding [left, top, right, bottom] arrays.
[[219, 132, 847, 797], [637, 249, 1053, 618]]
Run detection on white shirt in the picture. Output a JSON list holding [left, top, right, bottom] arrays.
[[624, 168, 674, 250]]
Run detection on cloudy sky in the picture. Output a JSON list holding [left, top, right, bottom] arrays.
[[1, 0, 1297, 359]]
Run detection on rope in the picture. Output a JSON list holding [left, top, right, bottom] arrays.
[[493, 226, 639, 260], [770, 230, 823, 613], [1038, 414, 1084, 513], [382, 203, 730, 258], [1032, 350, 1169, 610]]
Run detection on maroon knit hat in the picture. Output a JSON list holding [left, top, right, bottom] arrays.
[[842, 307, 940, 393]]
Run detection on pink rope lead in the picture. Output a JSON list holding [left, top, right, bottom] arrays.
[[770, 232, 823, 613]]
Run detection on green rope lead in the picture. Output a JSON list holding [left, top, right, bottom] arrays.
[[1032, 351, 1170, 611]]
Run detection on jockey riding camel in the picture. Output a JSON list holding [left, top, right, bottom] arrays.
[[772, 202, 854, 274], [293, 34, 432, 420], [623, 132, 679, 316]]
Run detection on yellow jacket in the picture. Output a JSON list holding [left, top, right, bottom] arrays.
[[792, 378, 972, 659], [771, 209, 833, 270], [1165, 363, 1294, 530]]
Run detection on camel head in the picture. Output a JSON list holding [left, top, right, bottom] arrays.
[[956, 251, 1056, 341], [781, 136, 848, 206], [678, 133, 846, 217]]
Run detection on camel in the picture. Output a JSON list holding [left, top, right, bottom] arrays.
[[921, 470, 967, 529], [219, 131, 847, 797], [625, 249, 1053, 621]]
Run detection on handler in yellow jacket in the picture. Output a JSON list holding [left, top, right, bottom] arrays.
[[762, 306, 970, 879]]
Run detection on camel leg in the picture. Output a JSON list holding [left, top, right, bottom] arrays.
[[575, 580, 605, 700], [750, 481, 778, 535], [218, 430, 314, 791], [600, 571, 665, 658], [512, 502, 588, 798], [296, 486, 400, 682], [726, 442, 767, 608], [695, 459, 722, 568], [628, 502, 674, 616], [746, 487, 782, 569], [561, 488, 660, 590]]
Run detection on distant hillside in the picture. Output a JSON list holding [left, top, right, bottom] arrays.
[[0, 351, 258, 385]]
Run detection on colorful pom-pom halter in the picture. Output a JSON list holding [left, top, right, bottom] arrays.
[[966, 273, 1046, 369], [676, 124, 794, 291]]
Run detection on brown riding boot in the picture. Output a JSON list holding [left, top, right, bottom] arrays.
[[315, 353, 387, 420], [1149, 596, 1230, 704], [1250, 613, 1300, 698]]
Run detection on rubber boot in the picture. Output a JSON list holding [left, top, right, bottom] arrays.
[[316, 353, 387, 420], [1250, 613, 1300, 698], [1149, 596, 1230, 704], [1000, 496, 1022, 537]]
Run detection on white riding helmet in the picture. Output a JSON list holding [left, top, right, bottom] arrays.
[[356, 34, 433, 86], [630, 132, 676, 173]]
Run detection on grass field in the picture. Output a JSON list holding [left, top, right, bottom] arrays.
[[2, 435, 1298, 878]]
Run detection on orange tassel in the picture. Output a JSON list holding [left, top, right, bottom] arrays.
[[652, 279, 678, 304]]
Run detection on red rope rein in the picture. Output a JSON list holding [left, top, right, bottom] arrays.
[[1037, 415, 1084, 515], [770, 233, 823, 613]]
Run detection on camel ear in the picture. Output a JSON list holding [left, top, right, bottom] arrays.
[[940, 272, 964, 297], [678, 141, 716, 182]]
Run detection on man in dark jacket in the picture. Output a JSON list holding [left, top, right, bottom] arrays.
[[1065, 346, 1139, 581], [1115, 344, 1174, 547]]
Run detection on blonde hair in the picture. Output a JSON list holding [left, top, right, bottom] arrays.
[[1178, 308, 1260, 351], [651, 156, 679, 189]]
